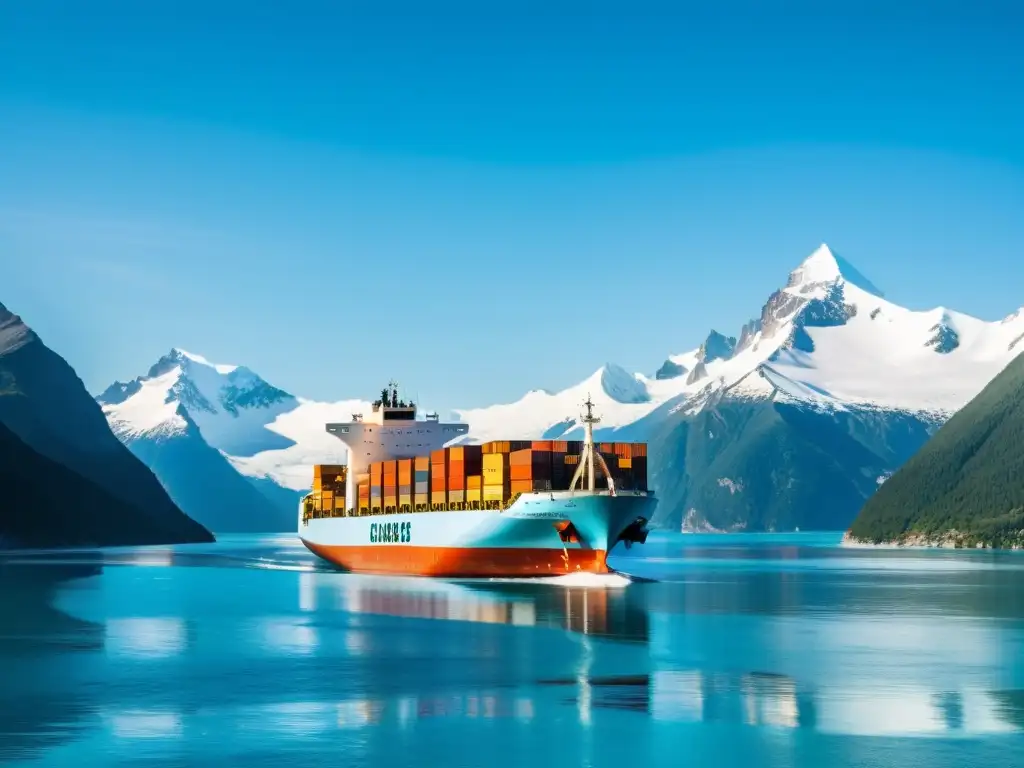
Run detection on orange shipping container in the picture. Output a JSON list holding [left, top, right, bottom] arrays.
[[510, 480, 533, 495], [431, 490, 447, 505], [509, 449, 532, 466], [531, 440, 552, 451], [467, 475, 482, 490], [415, 455, 429, 470], [510, 464, 532, 481]]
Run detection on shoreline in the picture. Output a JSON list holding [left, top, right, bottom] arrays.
[[840, 531, 1024, 551]]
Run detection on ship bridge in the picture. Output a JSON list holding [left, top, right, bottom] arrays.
[[325, 380, 468, 512]]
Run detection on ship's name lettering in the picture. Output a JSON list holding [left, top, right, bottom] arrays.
[[370, 521, 411, 544]]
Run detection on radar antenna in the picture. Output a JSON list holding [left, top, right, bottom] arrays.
[[569, 394, 616, 495]]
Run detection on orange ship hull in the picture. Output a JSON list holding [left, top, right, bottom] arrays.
[[302, 539, 610, 577]]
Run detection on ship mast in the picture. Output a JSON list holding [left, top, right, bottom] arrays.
[[569, 394, 616, 495]]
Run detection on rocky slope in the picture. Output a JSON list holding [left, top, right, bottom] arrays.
[[0, 302, 213, 548]]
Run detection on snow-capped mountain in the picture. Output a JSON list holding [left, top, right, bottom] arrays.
[[97, 349, 371, 532], [99, 244, 1024, 534], [453, 243, 1024, 531], [459, 244, 1024, 442]]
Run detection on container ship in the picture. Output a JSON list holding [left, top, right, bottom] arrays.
[[298, 381, 654, 577]]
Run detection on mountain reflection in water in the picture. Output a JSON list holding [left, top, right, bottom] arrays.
[[1, 532, 1023, 767]]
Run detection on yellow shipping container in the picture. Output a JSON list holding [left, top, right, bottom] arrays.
[[619, 457, 632, 469], [467, 475, 482, 490], [483, 486, 506, 502], [431, 491, 447, 505], [483, 453, 508, 485], [414, 493, 429, 506], [399, 494, 412, 507], [466, 487, 481, 503]]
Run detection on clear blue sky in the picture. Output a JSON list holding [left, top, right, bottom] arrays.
[[2, 1, 1023, 415]]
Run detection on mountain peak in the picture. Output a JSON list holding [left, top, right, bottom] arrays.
[[169, 347, 239, 375], [698, 330, 737, 364], [0, 301, 39, 357], [592, 363, 650, 404], [786, 243, 884, 298]]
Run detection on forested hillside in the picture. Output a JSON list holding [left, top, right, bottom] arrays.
[[848, 353, 1024, 548]]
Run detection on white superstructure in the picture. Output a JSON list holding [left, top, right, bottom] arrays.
[[325, 381, 468, 513]]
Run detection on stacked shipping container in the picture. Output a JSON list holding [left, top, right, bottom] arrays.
[[414, 456, 429, 508], [482, 452, 509, 503], [430, 448, 447, 507], [312, 464, 346, 514], [398, 458, 413, 508], [383, 460, 397, 509], [323, 440, 647, 514]]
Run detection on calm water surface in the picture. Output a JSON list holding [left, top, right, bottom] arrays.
[[2, 532, 1024, 767]]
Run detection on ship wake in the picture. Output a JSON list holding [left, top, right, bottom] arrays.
[[482, 572, 635, 588]]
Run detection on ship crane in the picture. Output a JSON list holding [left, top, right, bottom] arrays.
[[568, 395, 617, 495]]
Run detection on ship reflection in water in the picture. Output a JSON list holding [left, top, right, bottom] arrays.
[[316, 572, 650, 641], [2, 533, 1024, 767]]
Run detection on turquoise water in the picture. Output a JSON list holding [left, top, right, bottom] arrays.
[[2, 531, 1024, 767]]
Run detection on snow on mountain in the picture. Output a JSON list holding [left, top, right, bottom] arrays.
[[457, 243, 1024, 445], [98, 242, 1024, 533], [226, 396, 373, 491], [99, 348, 372, 493], [101, 366, 188, 439]]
